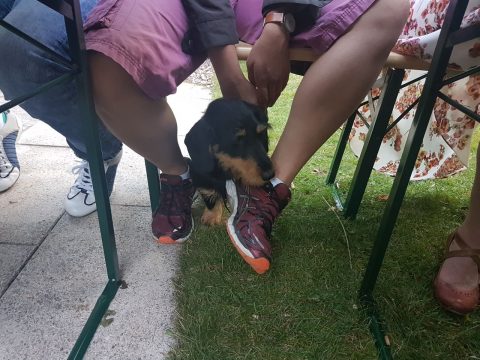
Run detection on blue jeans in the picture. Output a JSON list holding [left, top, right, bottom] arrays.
[[0, 0, 122, 161]]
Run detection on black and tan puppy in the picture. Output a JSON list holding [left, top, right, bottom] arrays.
[[185, 98, 274, 226]]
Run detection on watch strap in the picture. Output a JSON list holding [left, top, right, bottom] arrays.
[[264, 12, 285, 25]]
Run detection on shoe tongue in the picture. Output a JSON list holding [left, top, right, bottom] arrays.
[[160, 174, 183, 185], [273, 183, 292, 209]]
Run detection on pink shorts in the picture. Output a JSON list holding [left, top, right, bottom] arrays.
[[84, 0, 376, 99]]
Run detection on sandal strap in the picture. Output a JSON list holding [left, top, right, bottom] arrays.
[[445, 232, 480, 268]]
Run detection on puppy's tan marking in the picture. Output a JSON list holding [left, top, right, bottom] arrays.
[[215, 152, 265, 186]]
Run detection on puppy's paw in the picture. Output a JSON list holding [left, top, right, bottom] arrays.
[[200, 202, 223, 226]]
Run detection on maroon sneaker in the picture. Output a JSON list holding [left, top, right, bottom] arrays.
[[152, 174, 195, 244], [225, 180, 291, 274]]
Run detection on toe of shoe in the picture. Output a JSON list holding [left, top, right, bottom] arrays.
[[64, 197, 97, 217], [434, 278, 479, 314], [0, 169, 20, 192]]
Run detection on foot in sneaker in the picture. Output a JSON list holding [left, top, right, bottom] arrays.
[[64, 150, 122, 217], [152, 174, 195, 244], [0, 111, 22, 192], [226, 180, 291, 274]]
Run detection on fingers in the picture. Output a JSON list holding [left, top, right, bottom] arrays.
[[256, 87, 268, 108], [247, 60, 289, 108]]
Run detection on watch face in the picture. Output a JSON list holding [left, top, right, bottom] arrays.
[[284, 13, 296, 33]]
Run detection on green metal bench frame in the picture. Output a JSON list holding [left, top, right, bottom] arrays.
[[0, 1, 160, 358]]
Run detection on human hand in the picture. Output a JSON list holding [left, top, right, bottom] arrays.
[[220, 73, 259, 105], [247, 23, 290, 107]]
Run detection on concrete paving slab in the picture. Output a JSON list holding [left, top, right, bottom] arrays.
[[18, 120, 69, 148], [86, 207, 180, 360], [0, 243, 35, 295], [0, 145, 75, 245], [109, 146, 151, 208], [169, 83, 211, 137], [1, 81, 211, 359], [0, 205, 179, 360], [0, 212, 107, 360]]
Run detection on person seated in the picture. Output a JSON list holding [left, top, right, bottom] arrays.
[[0, 0, 408, 274], [0, 0, 123, 217], [348, 0, 480, 315]]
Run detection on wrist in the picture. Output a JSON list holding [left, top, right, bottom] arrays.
[[208, 45, 245, 86], [263, 11, 295, 36], [262, 23, 290, 44]]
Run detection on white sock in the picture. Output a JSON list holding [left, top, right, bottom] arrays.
[[269, 177, 284, 187], [180, 166, 190, 180]]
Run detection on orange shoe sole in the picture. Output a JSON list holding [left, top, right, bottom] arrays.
[[157, 236, 177, 244], [226, 225, 270, 274]]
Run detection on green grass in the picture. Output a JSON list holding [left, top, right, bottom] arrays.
[[168, 72, 480, 359]]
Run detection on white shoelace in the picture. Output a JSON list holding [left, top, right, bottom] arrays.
[[71, 160, 93, 193]]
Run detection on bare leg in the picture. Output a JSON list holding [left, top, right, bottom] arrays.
[[436, 145, 480, 296], [272, 0, 409, 185], [88, 52, 187, 175]]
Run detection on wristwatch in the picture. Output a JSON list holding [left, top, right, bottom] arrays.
[[263, 11, 296, 34]]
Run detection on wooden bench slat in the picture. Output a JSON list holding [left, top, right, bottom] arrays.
[[236, 44, 432, 71]]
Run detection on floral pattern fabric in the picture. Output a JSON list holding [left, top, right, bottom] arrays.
[[349, 0, 480, 180]]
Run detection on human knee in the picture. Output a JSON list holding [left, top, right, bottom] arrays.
[[370, 0, 409, 38], [88, 52, 130, 120], [88, 52, 167, 124]]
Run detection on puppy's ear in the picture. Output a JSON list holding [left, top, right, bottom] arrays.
[[185, 118, 216, 173], [243, 101, 268, 125]]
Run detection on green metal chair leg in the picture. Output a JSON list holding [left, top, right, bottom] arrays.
[[1, 3, 123, 357], [359, 0, 467, 299], [62, 1, 122, 357], [358, 1, 469, 358], [326, 112, 356, 186], [326, 112, 357, 211], [343, 69, 405, 219]]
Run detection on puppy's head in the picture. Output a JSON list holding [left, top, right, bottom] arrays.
[[185, 99, 274, 186]]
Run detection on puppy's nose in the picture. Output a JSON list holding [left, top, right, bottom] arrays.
[[262, 168, 275, 181]]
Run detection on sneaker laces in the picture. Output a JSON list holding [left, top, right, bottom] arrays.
[[156, 180, 193, 222], [0, 143, 12, 174], [237, 184, 279, 236], [0, 148, 9, 170], [71, 160, 93, 193]]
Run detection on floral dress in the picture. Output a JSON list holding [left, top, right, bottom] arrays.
[[349, 0, 480, 180]]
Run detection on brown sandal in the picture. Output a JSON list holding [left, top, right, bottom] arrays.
[[434, 231, 480, 315]]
